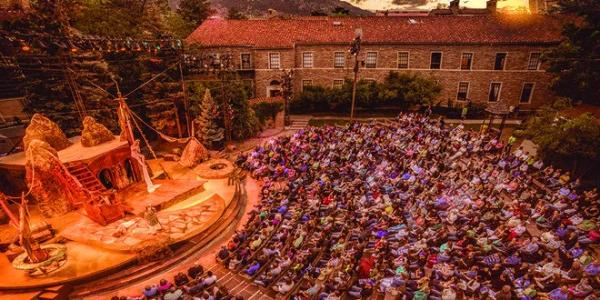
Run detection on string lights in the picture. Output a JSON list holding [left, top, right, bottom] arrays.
[[2, 33, 184, 54]]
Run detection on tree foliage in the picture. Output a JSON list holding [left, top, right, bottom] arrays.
[[187, 75, 260, 141], [193, 90, 224, 148], [515, 107, 600, 181], [227, 7, 248, 20], [2, 0, 119, 136], [290, 72, 442, 113], [546, 0, 600, 106], [177, 0, 213, 27]]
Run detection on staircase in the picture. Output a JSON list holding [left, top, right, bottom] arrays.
[[65, 163, 107, 194], [285, 115, 311, 131]]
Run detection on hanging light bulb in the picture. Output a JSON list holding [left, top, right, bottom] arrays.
[[19, 40, 31, 52]]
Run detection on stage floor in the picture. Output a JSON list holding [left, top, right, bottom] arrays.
[[0, 177, 232, 290]]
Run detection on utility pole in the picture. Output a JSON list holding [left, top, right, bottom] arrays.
[[282, 69, 293, 126], [349, 29, 362, 120]]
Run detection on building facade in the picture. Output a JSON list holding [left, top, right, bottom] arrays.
[[187, 12, 564, 111]]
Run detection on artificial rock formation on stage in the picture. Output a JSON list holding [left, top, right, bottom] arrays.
[[25, 140, 85, 217], [22, 114, 72, 151], [179, 138, 209, 168], [81, 116, 115, 147]]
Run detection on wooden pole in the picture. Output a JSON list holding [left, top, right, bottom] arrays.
[[179, 62, 191, 135], [350, 56, 359, 121]]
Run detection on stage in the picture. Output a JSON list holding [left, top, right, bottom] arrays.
[[0, 176, 235, 290]]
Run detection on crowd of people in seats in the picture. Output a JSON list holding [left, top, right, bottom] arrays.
[[110, 263, 243, 300], [218, 113, 599, 300]]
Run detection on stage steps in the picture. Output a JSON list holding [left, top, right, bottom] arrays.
[[68, 180, 248, 298], [65, 163, 107, 193]]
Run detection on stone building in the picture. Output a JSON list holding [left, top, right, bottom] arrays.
[[186, 9, 565, 111]]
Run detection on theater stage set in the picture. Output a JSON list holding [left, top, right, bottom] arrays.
[[0, 110, 240, 299]]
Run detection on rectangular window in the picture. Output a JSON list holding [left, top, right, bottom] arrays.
[[333, 79, 344, 89], [269, 53, 280, 69], [334, 52, 345, 68], [488, 82, 502, 102], [461, 53, 473, 70], [430, 52, 442, 69], [302, 52, 314, 68], [494, 53, 507, 70], [398, 51, 409, 69], [302, 80, 312, 91], [240, 53, 251, 69], [365, 52, 377, 68], [528, 52, 541, 70], [457, 82, 469, 101], [520, 83, 535, 103]]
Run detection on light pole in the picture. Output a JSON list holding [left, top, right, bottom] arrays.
[[349, 28, 362, 121], [282, 69, 293, 126]]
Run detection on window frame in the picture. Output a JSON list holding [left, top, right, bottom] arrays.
[[430, 51, 443, 70], [488, 82, 503, 102], [456, 81, 470, 101], [302, 51, 314, 68], [334, 52, 346, 68], [268, 52, 281, 69], [365, 51, 378, 69], [519, 82, 535, 104], [333, 79, 344, 89], [460, 52, 474, 70], [240, 53, 252, 70], [397, 51, 410, 69], [494, 52, 507, 71], [302, 79, 313, 91], [527, 52, 541, 70]]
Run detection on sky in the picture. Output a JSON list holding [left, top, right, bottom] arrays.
[[342, 0, 530, 11]]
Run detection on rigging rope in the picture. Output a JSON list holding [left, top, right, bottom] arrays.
[[124, 62, 179, 98], [128, 107, 158, 160]]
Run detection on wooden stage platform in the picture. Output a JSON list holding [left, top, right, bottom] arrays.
[[0, 178, 231, 291]]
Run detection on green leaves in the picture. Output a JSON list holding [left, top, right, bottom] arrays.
[[290, 72, 442, 113], [546, 0, 600, 106]]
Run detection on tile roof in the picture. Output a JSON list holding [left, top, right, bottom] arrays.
[[187, 15, 564, 48]]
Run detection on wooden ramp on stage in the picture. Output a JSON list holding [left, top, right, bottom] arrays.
[[117, 179, 207, 216]]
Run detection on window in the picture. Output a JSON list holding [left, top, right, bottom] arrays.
[[302, 52, 314, 68], [241, 53, 251, 69], [457, 82, 469, 101], [430, 52, 442, 69], [365, 52, 377, 68], [398, 51, 409, 69], [520, 83, 535, 103], [269, 53, 280, 69], [334, 52, 345, 68], [461, 53, 473, 70], [302, 80, 312, 91], [528, 52, 541, 70], [494, 53, 507, 70], [333, 79, 344, 89], [488, 82, 502, 102]]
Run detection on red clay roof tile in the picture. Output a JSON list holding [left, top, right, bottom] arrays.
[[187, 15, 564, 48]]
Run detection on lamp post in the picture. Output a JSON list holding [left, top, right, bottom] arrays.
[[282, 69, 293, 126], [349, 28, 362, 121]]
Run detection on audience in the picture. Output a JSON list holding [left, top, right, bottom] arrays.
[[113, 113, 599, 300]]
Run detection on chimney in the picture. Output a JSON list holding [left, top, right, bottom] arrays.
[[449, 0, 460, 14], [486, 0, 498, 13]]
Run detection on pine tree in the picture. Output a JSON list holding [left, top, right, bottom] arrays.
[[194, 89, 224, 148]]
